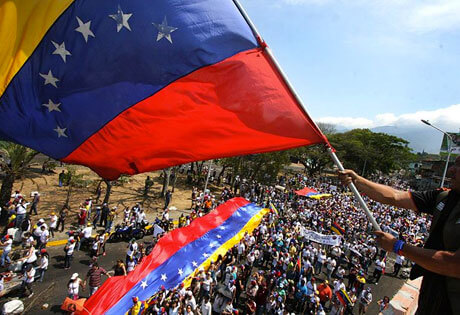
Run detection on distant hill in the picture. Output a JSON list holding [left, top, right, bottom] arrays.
[[371, 126, 442, 154]]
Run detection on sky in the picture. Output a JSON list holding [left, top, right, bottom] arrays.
[[240, 0, 460, 150]]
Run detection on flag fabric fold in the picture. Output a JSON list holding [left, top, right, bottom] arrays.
[[79, 197, 268, 315], [295, 187, 320, 197], [0, 0, 329, 179], [330, 222, 345, 236]]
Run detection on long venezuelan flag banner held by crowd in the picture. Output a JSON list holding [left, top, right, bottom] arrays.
[[77, 198, 268, 315], [0, 0, 329, 180]]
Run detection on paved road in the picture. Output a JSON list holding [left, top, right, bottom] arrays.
[[0, 236, 406, 314]]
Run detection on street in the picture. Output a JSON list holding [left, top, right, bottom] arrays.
[[0, 233, 406, 314]]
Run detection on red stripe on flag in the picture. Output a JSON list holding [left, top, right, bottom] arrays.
[[63, 48, 328, 179], [82, 198, 250, 314]]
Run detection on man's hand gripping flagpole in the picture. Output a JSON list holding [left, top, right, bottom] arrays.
[[232, 0, 381, 232]]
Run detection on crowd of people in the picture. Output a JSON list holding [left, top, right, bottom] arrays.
[[0, 169, 431, 314]]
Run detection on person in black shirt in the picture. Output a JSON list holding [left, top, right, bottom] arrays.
[[339, 155, 460, 314]]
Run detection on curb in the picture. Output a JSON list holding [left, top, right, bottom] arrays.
[[388, 277, 422, 315]]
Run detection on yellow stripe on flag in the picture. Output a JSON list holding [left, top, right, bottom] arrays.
[[0, 0, 74, 97], [183, 207, 269, 288]]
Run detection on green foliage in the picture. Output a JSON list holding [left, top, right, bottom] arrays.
[[219, 151, 291, 184], [64, 166, 87, 188], [289, 145, 332, 176], [329, 129, 416, 176], [0, 142, 39, 178]]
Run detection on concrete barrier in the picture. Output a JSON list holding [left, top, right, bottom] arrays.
[[387, 277, 422, 315]]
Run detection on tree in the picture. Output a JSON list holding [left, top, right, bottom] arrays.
[[220, 151, 291, 185], [0, 142, 39, 223], [330, 129, 416, 176], [290, 145, 332, 176], [63, 166, 86, 209], [288, 122, 337, 176]]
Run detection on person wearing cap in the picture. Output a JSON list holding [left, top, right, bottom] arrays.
[[67, 273, 83, 300], [38, 224, 49, 249], [56, 206, 68, 232], [318, 280, 332, 311], [29, 192, 40, 216], [64, 238, 76, 269], [0, 235, 12, 267]]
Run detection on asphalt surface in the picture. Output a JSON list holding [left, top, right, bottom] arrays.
[[0, 235, 406, 314]]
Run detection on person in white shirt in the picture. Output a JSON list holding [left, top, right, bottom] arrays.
[[136, 209, 146, 228], [373, 258, 385, 284], [393, 255, 405, 277], [200, 295, 212, 315], [64, 239, 76, 269], [333, 278, 346, 294], [39, 225, 49, 249], [68, 273, 83, 300], [0, 235, 12, 267], [358, 287, 372, 315], [49, 213, 57, 238], [77, 223, 93, 251], [20, 264, 35, 298], [126, 239, 138, 262], [37, 249, 49, 282]]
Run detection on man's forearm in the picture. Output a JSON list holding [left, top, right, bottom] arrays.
[[353, 176, 416, 211], [402, 244, 460, 279]]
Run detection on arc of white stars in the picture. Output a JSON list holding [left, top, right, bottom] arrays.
[[178, 268, 183, 276], [152, 16, 177, 43], [140, 280, 148, 289], [109, 5, 132, 32], [75, 16, 95, 42], [51, 41, 71, 63], [161, 274, 167, 281], [42, 99, 61, 112], [54, 126, 68, 138], [39, 70, 59, 88]]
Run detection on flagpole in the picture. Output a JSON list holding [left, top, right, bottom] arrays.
[[232, 0, 381, 231]]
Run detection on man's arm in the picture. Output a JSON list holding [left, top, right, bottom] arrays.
[[374, 231, 460, 279], [338, 170, 418, 211]]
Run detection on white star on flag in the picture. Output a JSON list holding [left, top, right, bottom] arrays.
[[216, 235, 222, 239], [51, 41, 71, 63], [192, 261, 198, 267], [42, 99, 61, 112], [75, 17, 95, 42], [161, 274, 167, 281], [209, 242, 218, 248], [140, 280, 148, 289], [152, 16, 178, 43], [203, 253, 209, 258], [54, 126, 68, 138], [219, 226, 226, 230], [109, 5, 132, 32], [39, 70, 59, 88], [178, 268, 183, 276]]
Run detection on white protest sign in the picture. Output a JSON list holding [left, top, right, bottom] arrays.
[[301, 227, 342, 246]]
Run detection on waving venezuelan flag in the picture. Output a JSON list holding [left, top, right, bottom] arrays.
[[0, 0, 328, 179], [78, 197, 268, 315]]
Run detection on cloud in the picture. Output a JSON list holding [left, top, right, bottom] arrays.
[[276, 0, 460, 33], [407, 1, 460, 33], [317, 104, 460, 131]]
